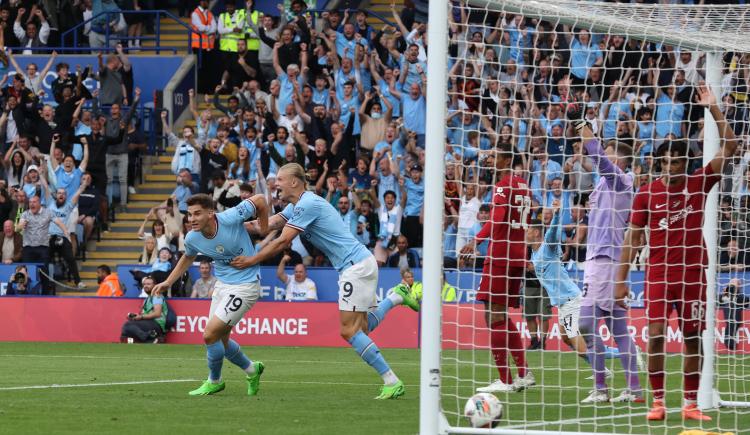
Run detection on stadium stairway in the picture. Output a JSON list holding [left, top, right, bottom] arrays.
[[140, 14, 191, 55], [60, 94, 230, 295]]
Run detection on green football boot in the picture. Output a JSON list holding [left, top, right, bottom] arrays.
[[188, 380, 225, 396], [246, 361, 265, 396], [393, 285, 420, 312], [374, 380, 405, 400]]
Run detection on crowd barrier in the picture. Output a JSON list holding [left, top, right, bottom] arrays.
[[118, 264, 750, 307], [0, 298, 745, 353]]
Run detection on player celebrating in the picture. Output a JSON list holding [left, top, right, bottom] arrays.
[[572, 122, 644, 404], [616, 83, 737, 421], [152, 193, 269, 397], [231, 163, 418, 400], [460, 145, 533, 393], [527, 201, 609, 400]]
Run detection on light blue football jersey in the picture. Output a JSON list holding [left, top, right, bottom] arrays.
[[281, 192, 371, 272], [184, 199, 260, 285], [530, 209, 581, 307]]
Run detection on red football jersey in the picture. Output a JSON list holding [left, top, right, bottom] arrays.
[[630, 164, 721, 275], [475, 174, 531, 269]]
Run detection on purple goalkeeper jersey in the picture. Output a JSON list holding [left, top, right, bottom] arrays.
[[584, 139, 633, 261]]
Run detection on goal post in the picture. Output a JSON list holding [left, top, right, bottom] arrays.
[[421, 1, 750, 434]]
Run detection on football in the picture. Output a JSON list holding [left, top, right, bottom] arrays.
[[464, 393, 503, 428]]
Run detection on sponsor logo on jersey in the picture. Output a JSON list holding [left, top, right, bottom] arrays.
[[657, 204, 694, 229]]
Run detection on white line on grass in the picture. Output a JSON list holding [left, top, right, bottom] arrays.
[[2, 354, 421, 366], [501, 408, 681, 430], [0, 379, 201, 391], [0, 378, 420, 392]]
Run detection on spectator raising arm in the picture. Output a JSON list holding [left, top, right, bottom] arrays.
[[276, 254, 291, 285]]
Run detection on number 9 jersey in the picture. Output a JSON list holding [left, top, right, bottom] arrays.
[[475, 174, 532, 269]]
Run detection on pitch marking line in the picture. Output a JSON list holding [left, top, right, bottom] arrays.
[[502, 407, 682, 430], [0, 379, 201, 391], [0, 379, 421, 392], [2, 354, 422, 366]]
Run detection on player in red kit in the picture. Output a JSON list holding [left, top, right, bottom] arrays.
[[616, 83, 737, 421], [460, 144, 534, 393]]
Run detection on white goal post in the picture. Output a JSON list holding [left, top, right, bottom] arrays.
[[420, 1, 750, 434]]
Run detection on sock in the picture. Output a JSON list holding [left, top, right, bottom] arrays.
[[580, 305, 608, 391], [489, 321, 512, 384], [684, 372, 700, 402], [609, 309, 642, 394], [649, 372, 665, 400], [604, 346, 620, 359], [388, 291, 404, 306], [382, 369, 399, 385], [506, 318, 527, 378], [224, 339, 254, 375], [206, 341, 225, 382], [367, 298, 395, 332], [348, 331, 397, 384]]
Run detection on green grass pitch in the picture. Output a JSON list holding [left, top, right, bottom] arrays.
[[0, 342, 747, 434]]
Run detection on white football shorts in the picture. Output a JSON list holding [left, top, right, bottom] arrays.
[[338, 255, 378, 312], [209, 280, 261, 326], [558, 295, 582, 338]]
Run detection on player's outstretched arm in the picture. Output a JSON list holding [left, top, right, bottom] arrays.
[[248, 194, 269, 235], [696, 82, 739, 174], [614, 224, 644, 309], [152, 254, 196, 296], [231, 225, 301, 269]]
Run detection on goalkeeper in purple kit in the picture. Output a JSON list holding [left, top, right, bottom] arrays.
[[573, 120, 644, 404]]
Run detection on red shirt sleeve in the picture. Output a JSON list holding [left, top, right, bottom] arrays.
[[694, 163, 722, 194], [475, 186, 508, 241], [630, 188, 649, 228]]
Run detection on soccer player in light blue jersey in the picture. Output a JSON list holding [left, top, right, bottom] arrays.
[[231, 163, 418, 399], [153, 193, 269, 397], [527, 200, 613, 403]]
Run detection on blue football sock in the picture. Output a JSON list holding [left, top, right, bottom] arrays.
[[604, 345, 620, 359], [206, 341, 225, 382], [224, 339, 252, 372], [367, 298, 395, 331], [348, 331, 390, 376]]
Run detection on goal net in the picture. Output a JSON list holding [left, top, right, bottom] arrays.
[[420, 1, 750, 434]]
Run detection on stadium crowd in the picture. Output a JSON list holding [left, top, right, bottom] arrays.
[[0, 0, 749, 299]]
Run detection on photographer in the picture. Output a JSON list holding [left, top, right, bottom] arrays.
[[120, 276, 168, 343], [5, 265, 40, 295], [721, 279, 750, 351]]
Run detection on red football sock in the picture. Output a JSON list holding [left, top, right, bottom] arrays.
[[505, 317, 527, 377], [490, 321, 511, 384], [684, 372, 700, 402], [649, 372, 665, 400]]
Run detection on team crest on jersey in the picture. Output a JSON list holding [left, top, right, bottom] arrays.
[[216, 245, 225, 254], [495, 187, 505, 197], [293, 207, 305, 218]]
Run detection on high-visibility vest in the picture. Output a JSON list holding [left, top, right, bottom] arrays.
[[191, 7, 216, 50], [246, 10, 260, 51], [96, 274, 123, 297], [219, 9, 246, 52]]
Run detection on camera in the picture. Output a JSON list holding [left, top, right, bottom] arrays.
[[52, 235, 65, 247], [11, 272, 26, 284]]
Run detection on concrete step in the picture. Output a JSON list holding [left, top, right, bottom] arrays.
[[86, 251, 140, 260], [158, 155, 172, 164], [96, 240, 148, 248], [145, 173, 178, 182], [100, 232, 144, 240], [130, 193, 170, 201]]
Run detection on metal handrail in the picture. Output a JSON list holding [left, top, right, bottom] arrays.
[[3, 46, 179, 54], [59, 10, 198, 57]]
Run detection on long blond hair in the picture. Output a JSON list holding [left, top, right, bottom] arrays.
[[140, 236, 158, 265]]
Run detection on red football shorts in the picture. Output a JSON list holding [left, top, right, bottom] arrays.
[[477, 262, 524, 308], [644, 267, 706, 334]]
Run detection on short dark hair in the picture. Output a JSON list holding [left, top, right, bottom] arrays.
[[211, 170, 226, 181], [656, 139, 690, 159], [479, 204, 491, 213], [239, 183, 253, 193], [97, 265, 111, 275], [186, 193, 215, 210], [384, 190, 397, 200], [199, 259, 212, 266], [529, 218, 543, 231], [228, 96, 239, 104]]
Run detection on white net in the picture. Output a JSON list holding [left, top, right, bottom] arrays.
[[431, 1, 750, 433]]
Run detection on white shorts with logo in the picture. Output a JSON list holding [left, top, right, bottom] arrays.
[[338, 255, 378, 312], [558, 295, 582, 338], [209, 280, 261, 326]]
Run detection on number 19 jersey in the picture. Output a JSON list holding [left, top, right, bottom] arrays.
[[475, 174, 531, 269]]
